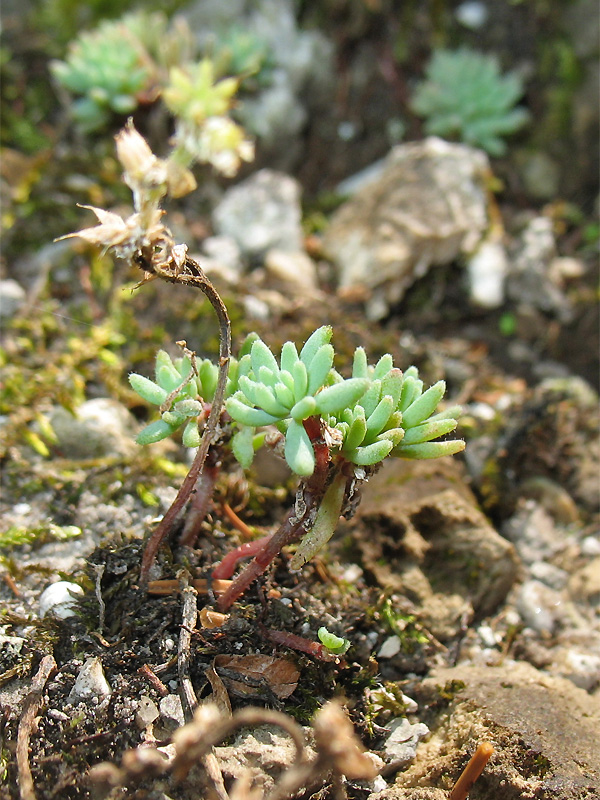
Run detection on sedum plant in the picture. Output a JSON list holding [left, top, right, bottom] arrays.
[[130, 325, 464, 608], [65, 121, 464, 612], [410, 47, 529, 156], [50, 15, 157, 133]]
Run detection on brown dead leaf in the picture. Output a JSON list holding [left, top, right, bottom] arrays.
[[214, 654, 299, 700]]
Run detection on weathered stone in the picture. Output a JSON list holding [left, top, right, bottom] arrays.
[[350, 459, 519, 640], [400, 662, 600, 800], [324, 137, 490, 318], [68, 658, 111, 702], [212, 169, 303, 260], [49, 398, 138, 459]]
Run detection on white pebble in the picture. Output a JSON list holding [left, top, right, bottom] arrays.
[[39, 581, 84, 619], [68, 657, 111, 701]]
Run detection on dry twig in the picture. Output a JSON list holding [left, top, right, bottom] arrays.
[[450, 741, 494, 800], [17, 655, 57, 800]]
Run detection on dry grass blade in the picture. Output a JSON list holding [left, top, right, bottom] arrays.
[[17, 655, 57, 800]]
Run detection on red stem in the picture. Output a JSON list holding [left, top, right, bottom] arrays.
[[212, 533, 274, 580], [217, 508, 309, 611], [178, 455, 220, 548]]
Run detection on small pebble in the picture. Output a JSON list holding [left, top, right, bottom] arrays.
[[68, 657, 112, 702], [39, 581, 84, 619], [377, 636, 402, 659], [383, 717, 429, 766], [159, 694, 185, 727], [517, 580, 562, 634]]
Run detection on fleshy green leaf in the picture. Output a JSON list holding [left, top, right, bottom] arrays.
[[393, 440, 465, 459], [299, 325, 333, 368], [343, 408, 367, 451], [129, 374, 168, 406], [365, 395, 395, 439], [231, 426, 256, 468], [317, 627, 350, 655], [292, 360, 308, 402], [307, 344, 335, 394], [172, 399, 203, 418], [398, 375, 423, 412], [400, 417, 458, 445], [373, 353, 394, 379], [289, 471, 346, 568], [182, 419, 201, 448], [274, 382, 295, 409], [357, 379, 381, 418], [290, 395, 317, 422], [284, 419, 315, 476], [315, 378, 369, 415], [250, 339, 279, 376], [402, 381, 446, 428], [226, 395, 280, 427], [136, 419, 178, 445], [352, 347, 369, 379], [280, 340, 299, 373], [381, 368, 404, 407], [349, 438, 393, 465]]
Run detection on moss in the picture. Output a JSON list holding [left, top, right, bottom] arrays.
[[436, 679, 466, 702]]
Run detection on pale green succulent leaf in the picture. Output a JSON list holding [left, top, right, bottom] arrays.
[[290, 395, 317, 422], [289, 471, 346, 568], [231, 425, 256, 469], [307, 344, 335, 394], [274, 382, 295, 409], [373, 353, 394, 379], [299, 325, 333, 368], [398, 375, 423, 412], [226, 395, 280, 427], [280, 341, 299, 373], [317, 627, 350, 655], [292, 360, 308, 402], [352, 347, 369, 379], [343, 408, 367, 451], [381, 368, 404, 407], [173, 399, 203, 418], [359, 379, 382, 418], [315, 378, 369, 415], [402, 380, 446, 428], [182, 419, 201, 448], [136, 419, 178, 445], [401, 417, 458, 445], [365, 395, 395, 438], [393, 439, 465, 459], [129, 373, 168, 406], [349, 438, 393, 465], [250, 339, 279, 376], [284, 420, 315, 476]]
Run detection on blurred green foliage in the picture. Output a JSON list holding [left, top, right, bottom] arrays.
[[411, 48, 529, 155]]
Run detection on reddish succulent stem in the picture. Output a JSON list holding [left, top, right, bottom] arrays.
[[217, 508, 309, 611], [216, 417, 332, 611], [263, 628, 338, 662], [178, 451, 220, 548], [212, 533, 274, 580]]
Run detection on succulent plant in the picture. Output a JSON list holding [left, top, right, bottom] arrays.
[[50, 16, 155, 133], [226, 327, 464, 476], [411, 48, 529, 155]]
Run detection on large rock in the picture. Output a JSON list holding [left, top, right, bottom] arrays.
[[350, 459, 519, 641], [324, 137, 490, 319], [391, 662, 600, 800], [212, 169, 303, 260]]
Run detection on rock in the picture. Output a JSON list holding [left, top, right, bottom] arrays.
[[68, 657, 112, 702], [199, 235, 244, 282], [568, 557, 600, 607], [324, 137, 490, 319], [214, 724, 315, 793], [382, 717, 429, 768], [516, 579, 564, 634], [350, 459, 519, 641], [263, 248, 319, 292], [136, 696, 160, 729], [393, 663, 600, 798], [159, 694, 185, 728], [507, 216, 572, 320], [465, 238, 508, 308], [502, 500, 568, 566], [0, 279, 26, 319], [49, 398, 138, 459], [39, 581, 84, 619], [369, 790, 447, 800], [212, 169, 303, 260]]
